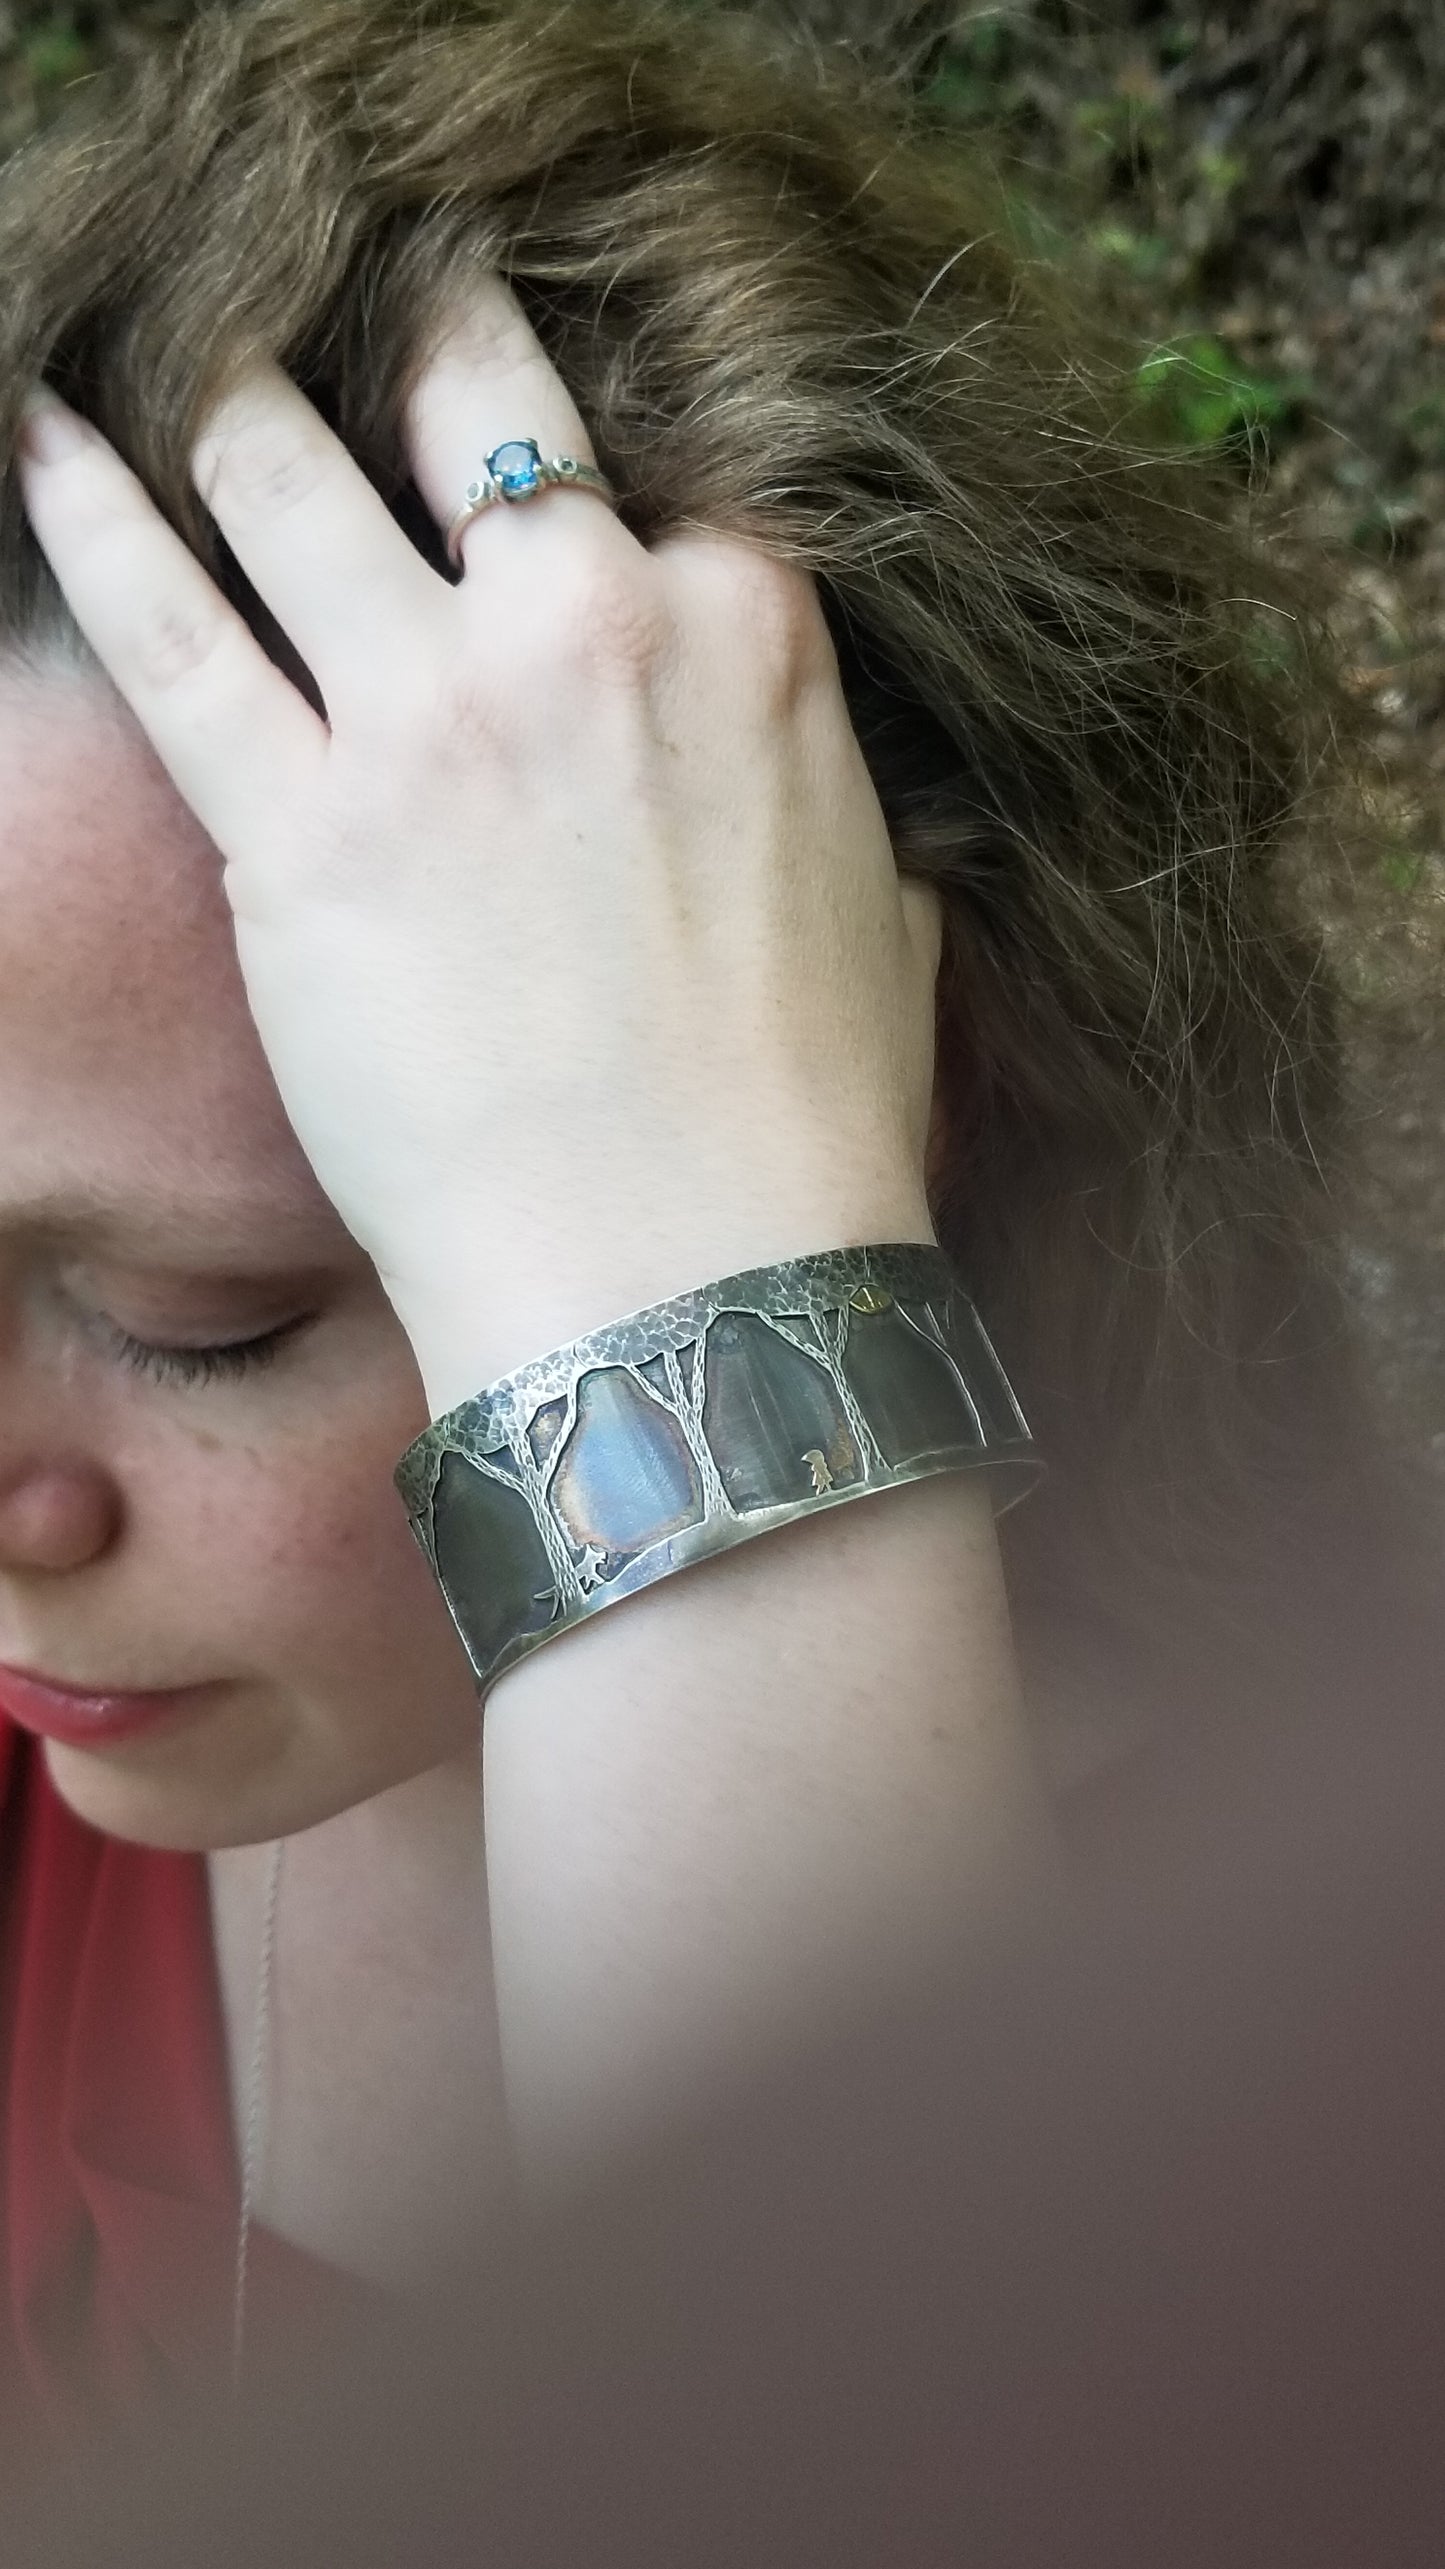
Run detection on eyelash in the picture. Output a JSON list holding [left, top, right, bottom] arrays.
[[101, 1318, 307, 1389]]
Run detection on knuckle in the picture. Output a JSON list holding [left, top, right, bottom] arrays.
[[730, 551, 832, 698], [679, 542, 833, 709], [31, 462, 241, 698], [543, 551, 670, 681], [198, 420, 328, 523], [131, 588, 231, 694]]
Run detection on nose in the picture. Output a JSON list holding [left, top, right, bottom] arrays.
[[0, 1459, 121, 1572]]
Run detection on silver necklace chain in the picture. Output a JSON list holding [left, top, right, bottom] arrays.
[[231, 1834, 285, 2396]]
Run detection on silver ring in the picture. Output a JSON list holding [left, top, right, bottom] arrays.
[[445, 437, 617, 568]]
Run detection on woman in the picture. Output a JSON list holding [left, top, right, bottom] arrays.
[[0, 0, 1414, 2443]]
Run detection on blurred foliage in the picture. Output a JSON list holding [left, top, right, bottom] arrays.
[[1133, 332, 1310, 463]]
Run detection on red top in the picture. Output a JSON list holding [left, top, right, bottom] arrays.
[[0, 1715, 356, 2446]]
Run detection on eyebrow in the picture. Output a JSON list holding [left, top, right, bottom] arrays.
[[0, 1182, 344, 1270]]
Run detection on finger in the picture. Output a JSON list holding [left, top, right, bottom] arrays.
[[190, 359, 444, 702], [404, 275, 637, 590], [17, 393, 323, 853]]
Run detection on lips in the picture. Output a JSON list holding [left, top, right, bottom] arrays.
[[0, 1661, 222, 1750]]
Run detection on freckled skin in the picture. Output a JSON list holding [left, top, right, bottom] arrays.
[[0, 665, 483, 1851], [0, 667, 977, 2291]]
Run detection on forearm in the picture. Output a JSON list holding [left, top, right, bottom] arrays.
[[392, 1158, 1059, 2191], [403, 1190, 1055, 2189], [478, 1464, 1053, 2189]]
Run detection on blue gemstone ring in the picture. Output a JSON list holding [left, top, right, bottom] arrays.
[[444, 438, 618, 567]]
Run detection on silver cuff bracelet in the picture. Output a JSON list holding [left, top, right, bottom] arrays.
[[393, 1242, 1039, 1700]]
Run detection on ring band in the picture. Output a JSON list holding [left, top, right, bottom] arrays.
[[445, 437, 617, 567]]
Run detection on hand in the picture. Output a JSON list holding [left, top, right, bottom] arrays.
[[18, 279, 944, 1409]]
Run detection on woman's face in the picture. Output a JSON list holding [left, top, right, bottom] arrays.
[[0, 664, 482, 1851]]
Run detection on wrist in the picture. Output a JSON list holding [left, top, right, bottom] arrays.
[[389, 1188, 940, 1421]]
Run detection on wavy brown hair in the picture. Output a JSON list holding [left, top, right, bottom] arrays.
[[0, 0, 1414, 1754]]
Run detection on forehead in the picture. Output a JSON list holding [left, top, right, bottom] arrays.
[[0, 664, 335, 1257]]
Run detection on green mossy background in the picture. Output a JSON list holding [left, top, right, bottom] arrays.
[[3, 0, 1442, 1475]]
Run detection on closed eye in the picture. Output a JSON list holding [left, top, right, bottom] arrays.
[[98, 1314, 314, 1389]]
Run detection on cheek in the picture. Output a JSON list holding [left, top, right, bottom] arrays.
[[54, 1412, 481, 1849], [141, 1379, 465, 1696]]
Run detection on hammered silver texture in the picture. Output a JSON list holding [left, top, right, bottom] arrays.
[[393, 1243, 1037, 1698]]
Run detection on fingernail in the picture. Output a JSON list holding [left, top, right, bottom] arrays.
[[19, 384, 90, 464]]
